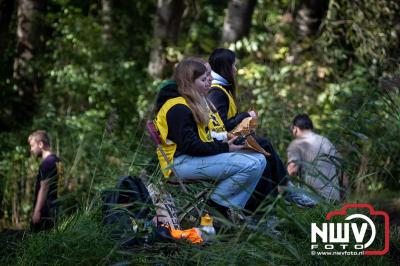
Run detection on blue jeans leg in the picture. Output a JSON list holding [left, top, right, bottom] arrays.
[[173, 151, 266, 209]]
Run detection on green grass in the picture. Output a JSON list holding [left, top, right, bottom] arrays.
[[1, 116, 398, 265], [1, 196, 398, 266], [1, 128, 398, 265]]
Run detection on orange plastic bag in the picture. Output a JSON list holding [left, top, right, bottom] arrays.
[[166, 225, 203, 244]]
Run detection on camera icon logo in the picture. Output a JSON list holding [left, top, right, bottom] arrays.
[[311, 203, 390, 256]]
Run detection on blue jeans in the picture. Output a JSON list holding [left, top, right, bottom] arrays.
[[173, 151, 267, 209]]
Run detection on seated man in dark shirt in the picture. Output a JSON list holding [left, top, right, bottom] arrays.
[[28, 130, 62, 231]]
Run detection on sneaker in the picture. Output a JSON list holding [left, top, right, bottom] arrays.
[[246, 215, 282, 237], [226, 208, 247, 225], [285, 191, 317, 208], [206, 200, 231, 219]]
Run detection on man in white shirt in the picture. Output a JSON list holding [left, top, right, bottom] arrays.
[[287, 114, 343, 202]]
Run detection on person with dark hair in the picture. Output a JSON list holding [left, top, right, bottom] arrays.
[[154, 58, 267, 219], [207, 48, 250, 131], [287, 114, 342, 202], [207, 48, 311, 211], [291, 114, 314, 130], [28, 130, 63, 231]]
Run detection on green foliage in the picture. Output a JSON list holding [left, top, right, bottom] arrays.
[[0, 0, 159, 225], [1, 0, 400, 264], [183, 0, 228, 54], [14, 210, 121, 265], [43, 3, 153, 129], [228, 0, 400, 192], [318, 0, 400, 67], [2, 200, 396, 265]]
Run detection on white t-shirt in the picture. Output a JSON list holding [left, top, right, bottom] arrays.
[[287, 131, 341, 201]]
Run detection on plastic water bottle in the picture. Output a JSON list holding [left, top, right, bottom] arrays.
[[199, 213, 216, 242]]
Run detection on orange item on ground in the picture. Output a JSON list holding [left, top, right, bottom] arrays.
[[167, 225, 203, 244]]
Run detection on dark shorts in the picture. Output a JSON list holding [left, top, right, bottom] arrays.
[[31, 207, 57, 232]]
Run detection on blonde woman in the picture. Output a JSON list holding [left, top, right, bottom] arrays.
[[154, 58, 267, 216]]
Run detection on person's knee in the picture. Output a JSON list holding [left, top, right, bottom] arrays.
[[243, 156, 266, 177], [257, 157, 267, 177], [252, 154, 267, 174], [259, 156, 267, 171]]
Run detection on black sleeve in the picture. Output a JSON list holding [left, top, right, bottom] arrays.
[[39, 158, 58, 181], [166, 104, 229, 156], [207, 88, 250, 131]]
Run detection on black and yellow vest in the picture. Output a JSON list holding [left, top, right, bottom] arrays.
[[210, 84, 237, 119], [154, 96, 226, 177]]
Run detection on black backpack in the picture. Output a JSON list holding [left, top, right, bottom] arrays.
[[102, 176, 155, 247]]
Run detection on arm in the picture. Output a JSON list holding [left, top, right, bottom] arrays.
[[207, 88, 250, 131], [287, 162, 299, 176], [32, 179, 50, 224], [166, 105, 229, 156], [287, 141, 301, 177]]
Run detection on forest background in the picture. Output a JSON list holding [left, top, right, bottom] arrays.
[[0, 0, 399, 265]]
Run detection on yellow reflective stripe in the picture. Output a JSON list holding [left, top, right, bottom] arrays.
[[209, 112, 226, 133], [211, 84, 237, 119], [154, 96, 218, 177]]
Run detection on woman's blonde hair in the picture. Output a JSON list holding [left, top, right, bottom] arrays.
[[174, 58, 211, 125]]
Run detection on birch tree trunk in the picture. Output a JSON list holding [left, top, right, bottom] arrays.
[[295, 0, 329, 37], [222, 0, 257, 44], [148, 0, 184, 79], [101, 0, 113, 43], [13, 0, 46, 123]]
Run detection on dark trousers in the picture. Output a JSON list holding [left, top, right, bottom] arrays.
[[245, 136, 288, 212], [31, 207, 57, 232]]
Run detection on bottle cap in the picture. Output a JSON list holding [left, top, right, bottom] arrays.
[[200, 213, 213, 226]]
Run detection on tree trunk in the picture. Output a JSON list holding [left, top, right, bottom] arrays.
[[101, 0, 113, 43], [295, 0, 329, 37], [148, 0, 185, 79], [0, 0, 15, 60], [13, 0, 46, 123], [222, 0, 257, 44]]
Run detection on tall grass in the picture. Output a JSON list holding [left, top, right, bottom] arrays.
[[2, 127, 398, 265], [1, 77, 399, 265], [2, 196, 396, 265]]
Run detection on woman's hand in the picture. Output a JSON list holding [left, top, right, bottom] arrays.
[[228, 136, 245, 152], [248, 110, 257, 118]]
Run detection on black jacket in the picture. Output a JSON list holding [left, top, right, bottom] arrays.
[[207, 84, 250, 131], [155, 81, 229, 157]]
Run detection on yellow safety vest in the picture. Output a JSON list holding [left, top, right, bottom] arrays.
[[210, 84, 237, 119], [154, 96, 226, 177]]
